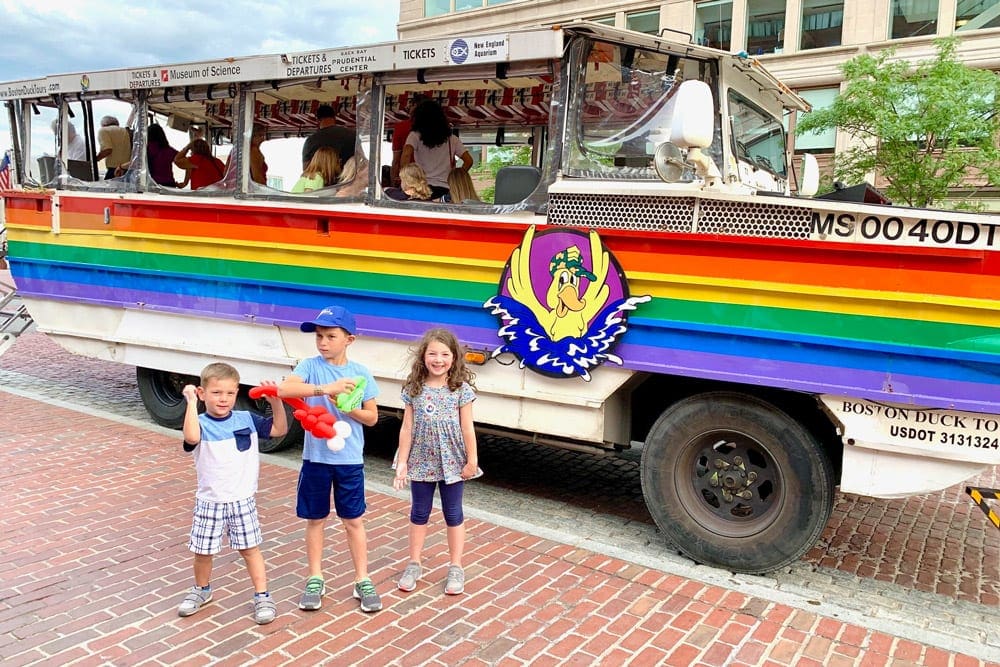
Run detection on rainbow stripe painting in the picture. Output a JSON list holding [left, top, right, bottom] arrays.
[[5, 190, 1000, 414]]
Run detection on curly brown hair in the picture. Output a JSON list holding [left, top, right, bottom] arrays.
[[402, 327, 476, 398]]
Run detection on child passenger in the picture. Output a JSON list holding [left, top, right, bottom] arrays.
[[444, 167, 481, 203], [278, 305, 383, 613], [292, 146, 341, 193], [393, 327, 480, 595], [383, 163, 432, 201], [177, 363, 288, 624]]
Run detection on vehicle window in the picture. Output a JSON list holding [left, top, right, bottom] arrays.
[[565, 39, 722, 180], [729, 90, 787, 178]]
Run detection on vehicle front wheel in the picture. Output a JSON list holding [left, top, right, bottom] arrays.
[[136, 367, 197, 429], [640, 391, 834, 574]]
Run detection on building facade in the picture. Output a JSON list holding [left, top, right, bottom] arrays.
[[397, 0, 1000, 204]]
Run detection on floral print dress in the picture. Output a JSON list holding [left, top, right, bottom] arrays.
[[401, 382, 476, 483]]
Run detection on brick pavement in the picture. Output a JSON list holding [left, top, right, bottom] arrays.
[[2, 329, 998, 609], [2, 390, 1000, 666]]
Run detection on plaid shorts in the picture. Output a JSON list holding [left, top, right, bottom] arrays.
[[188, 496, 262, 555]]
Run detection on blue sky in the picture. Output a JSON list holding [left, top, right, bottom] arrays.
[[0, 1, 400, 156], [0, 1, 400, 81]]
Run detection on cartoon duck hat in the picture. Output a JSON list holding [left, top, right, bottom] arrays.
[[548, 246, 596, 281]]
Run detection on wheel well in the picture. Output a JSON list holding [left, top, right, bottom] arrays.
[[628, 374, 843, 478]]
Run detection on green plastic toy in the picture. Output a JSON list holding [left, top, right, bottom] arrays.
[[336, 376, 367, 412]]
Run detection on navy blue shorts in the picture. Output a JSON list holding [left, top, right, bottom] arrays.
[[296, 460, 367, 520]]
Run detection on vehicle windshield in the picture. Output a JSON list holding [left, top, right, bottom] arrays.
[[729, 91, 787, 178], [565, 39, 722, 180]]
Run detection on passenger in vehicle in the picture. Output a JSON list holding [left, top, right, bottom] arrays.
[[250, 123, 268, 186], [301, 104, 355, 170], [52, 120, 87, 161], [443, 167, 481, 203], [291, 146, 341, 193], [389, 96, 419, 188], [173, 139, 226, 190], [401, 99, 472, 201], [383, 163, 432, 201], [96, 116, 132, 180], [335, 155, 368, 198], [147, 124, 185, 188]]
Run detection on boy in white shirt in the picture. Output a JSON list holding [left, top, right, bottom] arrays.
[[176, 362, 287, 624]]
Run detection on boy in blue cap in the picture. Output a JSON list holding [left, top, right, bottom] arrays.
[[279, 305, 382, 612]]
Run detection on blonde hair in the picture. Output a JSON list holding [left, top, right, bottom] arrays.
[[302, 146, 342, 186], [400, 163, 432, 201], [447, 168, 480, 203], [402, 328, 476, 397], [200, 362, 240, 386]]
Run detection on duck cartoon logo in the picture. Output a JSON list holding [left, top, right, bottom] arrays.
[[484, 225, 650, 381]]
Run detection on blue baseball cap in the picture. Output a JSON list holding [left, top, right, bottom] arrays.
[[300, 305, 356, 334]]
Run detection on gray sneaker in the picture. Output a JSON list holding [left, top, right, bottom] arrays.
[[444, 565, 465, 595], [353, 578, 382, 612], [397, 562, 422, 592], [177, 586, 212, 617], [253, 593, 276, 625], [298, 576, 325, 611]]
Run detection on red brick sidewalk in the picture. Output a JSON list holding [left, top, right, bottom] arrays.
[[0, 391, 996, 666]]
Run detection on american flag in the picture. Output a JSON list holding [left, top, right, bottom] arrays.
[[0, 150, 10, 190]]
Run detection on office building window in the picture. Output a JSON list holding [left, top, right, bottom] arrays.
[[747, 0, 785, 55], [626, 9, 660, 35], [794, 87, 838, 152], [801, 1, 843, 49], [696, 1, 733, 50], [890, 0, 939, 39], [425, 0, 449, 17], [592, 15, 616, 26], [956, 0, 1000, 31], [425, 0, 515, 15]]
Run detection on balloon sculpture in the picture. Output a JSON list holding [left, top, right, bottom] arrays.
[[249, 384, 354, 452]]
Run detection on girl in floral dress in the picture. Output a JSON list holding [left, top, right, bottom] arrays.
[[393, 327, 480, 594]]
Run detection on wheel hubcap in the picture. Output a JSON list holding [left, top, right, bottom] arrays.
[[679, 433, 782, 537]]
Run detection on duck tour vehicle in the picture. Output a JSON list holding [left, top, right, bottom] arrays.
[[1, 22, 998, 573]]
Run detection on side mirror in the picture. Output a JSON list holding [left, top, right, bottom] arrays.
[[670, 80, 714, 149], [799, 153, 819, 197], [653, 142, 686, 182]]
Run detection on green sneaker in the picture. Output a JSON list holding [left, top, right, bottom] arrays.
[[298, 576, 325, 611], [353, 578, 382, 612]]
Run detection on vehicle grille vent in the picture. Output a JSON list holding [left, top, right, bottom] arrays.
[[548, 193, 814, 240]]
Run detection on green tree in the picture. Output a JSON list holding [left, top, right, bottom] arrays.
[[796, 38, 1000, 209]]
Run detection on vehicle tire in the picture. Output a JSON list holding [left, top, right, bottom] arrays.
[[136, 367, 197, 429], [640, 391, 834, 574], [364, 414, 402, 457], [236, 388, 303, 453]]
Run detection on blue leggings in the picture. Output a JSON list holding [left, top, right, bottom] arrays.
[[409, 480, 464, 527]]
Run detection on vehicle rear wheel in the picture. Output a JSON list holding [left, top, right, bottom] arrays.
[[236, 388, 303, 453], [640, 391, 834, 574], [137, 367, 198, 429]]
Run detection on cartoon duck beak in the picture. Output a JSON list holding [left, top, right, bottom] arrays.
[[556, 283, 586, 316]]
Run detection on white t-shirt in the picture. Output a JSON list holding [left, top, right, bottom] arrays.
[[405, 132, 466, 188]]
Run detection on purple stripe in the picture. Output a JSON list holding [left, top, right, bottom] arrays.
[[614, 340, 996, 413]]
